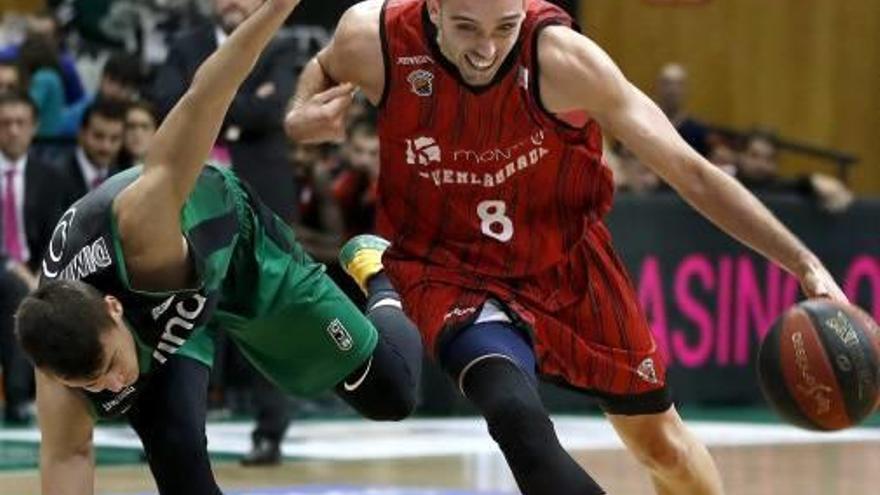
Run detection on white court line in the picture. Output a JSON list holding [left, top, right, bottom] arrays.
[[1, 417, 878, 460]]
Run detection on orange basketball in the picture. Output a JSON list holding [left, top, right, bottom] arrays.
[[757, 299, 880, 431]]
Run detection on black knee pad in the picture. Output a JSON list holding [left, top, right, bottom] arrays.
[[336, 327, 420, 422], [463, 357, 606, 495], [343, 361, 417, 421], [465, 359, 555, 461]]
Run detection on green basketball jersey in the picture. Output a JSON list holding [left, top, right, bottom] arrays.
[[40, 165, 377, 419]]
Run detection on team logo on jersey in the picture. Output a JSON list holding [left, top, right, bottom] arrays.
[[327, 318, 354, 352], [407, 69, 434, 97], [636, 358, 660, 384], [42, 207, 76, 278], [406, 137, 442, 166]]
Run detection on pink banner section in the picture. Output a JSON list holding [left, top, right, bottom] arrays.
[[638, 254, 879, 369]]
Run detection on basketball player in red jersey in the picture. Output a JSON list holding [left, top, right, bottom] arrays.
[[286, 1, 846, 493]]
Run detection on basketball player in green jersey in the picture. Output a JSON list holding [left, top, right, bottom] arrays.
[[14, 1, 422, 493]]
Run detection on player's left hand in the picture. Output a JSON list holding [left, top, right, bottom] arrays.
[[799, 262, 848, 303]]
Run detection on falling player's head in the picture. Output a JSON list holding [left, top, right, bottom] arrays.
[[16, 280, 139, 393], [427, 0, 528, 86]]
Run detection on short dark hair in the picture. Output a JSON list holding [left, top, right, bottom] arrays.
[[126, 99, 159, 125], [15, 280, 114, 380], [17, 33, 61, 79], [102, 52, 143, 89], [0, 91, 38, 119], [82, 98, 128, 130]]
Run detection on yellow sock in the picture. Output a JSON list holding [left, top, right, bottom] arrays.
[[346, 249, 384, 293]]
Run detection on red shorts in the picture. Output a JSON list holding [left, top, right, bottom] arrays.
[[384, 223, 670, 413]]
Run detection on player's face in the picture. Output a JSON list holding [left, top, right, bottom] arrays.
[[79, 114, 124, 169], [428, 0, 526, 87], [0, 103, 37, 161], [57, 298, 140, 394], [214, 0, 263, 34]]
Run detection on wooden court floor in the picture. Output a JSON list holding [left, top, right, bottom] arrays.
[[1, 441, 878, 495]]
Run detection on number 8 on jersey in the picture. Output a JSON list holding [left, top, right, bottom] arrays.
[[477, 200, 513, 242]]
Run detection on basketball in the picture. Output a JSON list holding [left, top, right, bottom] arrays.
[[758, 299, 880, 431]]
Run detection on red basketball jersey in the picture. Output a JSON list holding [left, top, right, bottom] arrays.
[[376, 0, 613, 281]]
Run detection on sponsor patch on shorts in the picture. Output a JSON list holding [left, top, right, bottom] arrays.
[[327, 318, 354, 351]]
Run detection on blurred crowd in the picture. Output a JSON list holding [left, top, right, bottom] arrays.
[[607, 63, 855, 212], [0, 0, 863, 466]]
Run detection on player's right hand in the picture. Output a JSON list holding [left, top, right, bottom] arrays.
[[799, 261, 849, 304], [285, 82, 356, 144]]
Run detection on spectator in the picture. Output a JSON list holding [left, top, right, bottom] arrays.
[[292, 142, 345, 262], [0, 93, 70, 424], [0, 61, 21, 95], [0, 92, 70, 277], [0, 260, 31, 424], [60, 52, 146, 135], [56, 99, 126, 207], [152, 0, 300, 222], [608, 141, 661, 194], [17, 34, 66, 137], [655, 63, 710, 157], [736, 132, 854, 212], [708, 141, 738, 176], [333, 117, 380, 238], [121, 100, 158, 168], [0, 10, 86, 106]]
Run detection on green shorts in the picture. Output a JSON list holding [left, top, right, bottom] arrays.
[[211, 177, 377, 397]]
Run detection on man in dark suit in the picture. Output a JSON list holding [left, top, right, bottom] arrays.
[[151, 0, 299, 465], [152, 0, 300, 222], [56, 99, 127, 208], [0, 92, 71, 276], [0, 92, 70, 422], [0, 259, 30, 424]]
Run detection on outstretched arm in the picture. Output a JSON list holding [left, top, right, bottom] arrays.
[[538, 26, 845, 301], [113, 0, 302, 286]]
